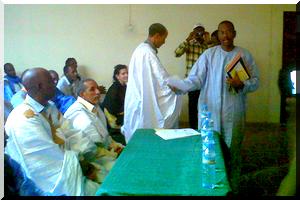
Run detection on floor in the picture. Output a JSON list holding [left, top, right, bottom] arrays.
[[239, 122, 290, 196], [240, 98, 296, 196], [179, 97, 296, 196], [239, 98, 296, 196]]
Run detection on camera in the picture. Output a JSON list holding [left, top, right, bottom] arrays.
[[195, 31, 204, 38]]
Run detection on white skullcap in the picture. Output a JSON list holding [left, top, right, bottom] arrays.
[[193, 23, 204, 29]]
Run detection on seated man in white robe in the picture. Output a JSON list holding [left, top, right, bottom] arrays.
[[122, 23, 182, 143], [5, 68, 100, 196], [64, 78, 124, 173]]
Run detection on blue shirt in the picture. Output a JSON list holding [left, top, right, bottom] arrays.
[[4, 75, 23, 102], [52, 88, 76, 114]]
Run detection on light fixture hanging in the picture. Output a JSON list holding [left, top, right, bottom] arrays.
[[128, 4, 134, 31]]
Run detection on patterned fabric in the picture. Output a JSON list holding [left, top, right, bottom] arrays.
[[175, 40, 208, 77]]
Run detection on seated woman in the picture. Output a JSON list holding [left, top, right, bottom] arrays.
[[101, 64, 128, 145]]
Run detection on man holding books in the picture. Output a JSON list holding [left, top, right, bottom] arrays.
[[168, 20, 259, 194]]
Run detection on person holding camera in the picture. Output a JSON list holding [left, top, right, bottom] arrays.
[[174, 23, 208, 129]]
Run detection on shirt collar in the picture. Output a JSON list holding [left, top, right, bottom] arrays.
[[77, 96, 96, 113], [63, 75, 71, 85], [25, 94, 46, 113], [144, 39, 158, 54]]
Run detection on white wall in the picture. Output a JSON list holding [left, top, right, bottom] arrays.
[[4, 4, 295, 123]]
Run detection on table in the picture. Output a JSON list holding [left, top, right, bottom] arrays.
[[96, 129, 231, 196]]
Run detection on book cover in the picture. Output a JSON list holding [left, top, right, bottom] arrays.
[[225, 51, 251, 81]]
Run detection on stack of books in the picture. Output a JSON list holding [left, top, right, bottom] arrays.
[[226, 51, 251, 81], [226, 51, 251, 93]]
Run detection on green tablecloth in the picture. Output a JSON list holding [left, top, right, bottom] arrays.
[[96, 129, 231, 196]]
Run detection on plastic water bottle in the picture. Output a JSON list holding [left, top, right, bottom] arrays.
[[202, 142, 216, 189], [201, 115, 216, 189], [198, 104, 208, 131], [200, 112, 213, 143]]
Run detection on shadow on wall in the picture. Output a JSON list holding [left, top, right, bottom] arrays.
[[78, 65, 88, 79]]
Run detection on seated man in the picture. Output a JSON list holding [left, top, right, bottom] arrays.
[[64, 78, 124, 172], [5, 68, 99, 196], [57, 64, 80, 97], [4, 63, 23, 102]]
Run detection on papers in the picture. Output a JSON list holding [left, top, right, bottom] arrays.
[[154, 128, 200, 140], [225, 51, 251, 82]]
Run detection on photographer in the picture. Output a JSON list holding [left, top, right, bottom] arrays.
[[174, 23, 209, 129]]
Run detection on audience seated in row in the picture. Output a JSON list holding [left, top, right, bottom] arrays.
[[4, 61, 127, 196], [5, 68, 100, 195]]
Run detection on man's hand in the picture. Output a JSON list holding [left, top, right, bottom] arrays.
[[114, 146, 123, 156], [186, 31, 197, 42], [109, 140, 124, 156], [96, 146, 118, 158], [226, 75, 244, 91], [168, 84, 182, 94]]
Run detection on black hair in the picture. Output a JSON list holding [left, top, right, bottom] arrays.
[[211, 30, 218, 38], [65, 57, 77, 67], [4, 63, 14, 73], [49, 70, 59, 77], [113, 64, 127, 82], [148, 23, 167, 37], [218, 20, 235, 31]]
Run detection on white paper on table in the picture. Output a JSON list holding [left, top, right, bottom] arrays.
[[154, 128, 200, 140]]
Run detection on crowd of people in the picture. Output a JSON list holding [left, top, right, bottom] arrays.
[[4, 58, 127, 196], [9, 20, 295, 197]]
